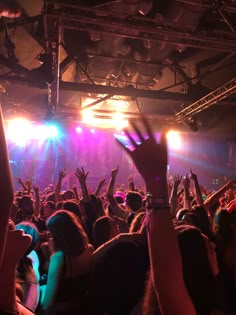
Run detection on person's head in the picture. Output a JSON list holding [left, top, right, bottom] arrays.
[[18, 196, 34, 215], [176, 208, 189, 220], [16, 222, 39, 256], [46, 210, 89, 255], [93, 216, 119, 248], [62, 200, 81, 219], [125, 191, 142, 212], [40, 201, 56, 218], [213, 209, 236, 255], [45, 192, 55, 202], [63, 189, 75, 200], [193, 205, 214, 241]]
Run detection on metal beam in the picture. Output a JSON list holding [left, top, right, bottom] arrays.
[[1, 74, 235, 106], [175, 77, 236, 121], [44, 1, 236, 52], [176, 0, 236, 13]]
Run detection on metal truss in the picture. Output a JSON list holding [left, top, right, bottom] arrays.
[[175, 76, 236, 122], [176, 0, 236, 13], [44, 1, 236, 52], [43, 3, 60, 113]]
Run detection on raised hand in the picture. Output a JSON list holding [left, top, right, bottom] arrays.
[[33, 185, 39, 193], [111, 166, 119, 178], [59, 169, 66, 180], [182, 174, 190, 189], [189, 169, 198, 182], [173, 175, 182, 188], [116, 116, 168, 197], [98, 178, 106, 186], [16, 177, 23, 185], [75, 167, 89, 183]]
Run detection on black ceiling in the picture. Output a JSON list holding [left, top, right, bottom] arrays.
[[0, 0, 236, 136]]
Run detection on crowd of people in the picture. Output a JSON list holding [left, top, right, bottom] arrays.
[[1, 100, 236, 315], [1, 3, 236, 315]]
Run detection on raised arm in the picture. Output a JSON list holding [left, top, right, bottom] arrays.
[[95, 178, 106, 197], [33, 185, 40, 217], [16, 177, 29, 193], [204, 180, 236, 210], [183, 175, 192, 211], [0, 105, 14, 267], [170, 175, 182, 217], [55, 170, 66, 203], [75, 167, 90, 203], [107, 166, 128, 220], [116, 117, 196, 315], [190, 169, 204, 207], [128, 175, 135, 191]]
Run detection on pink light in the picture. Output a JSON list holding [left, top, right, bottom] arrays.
[[90, 128, 95, 134]]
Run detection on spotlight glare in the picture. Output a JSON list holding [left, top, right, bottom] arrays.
[[167, 130, 182, 150], [76, 126, 82, 133], [112, 112, 128, 130], [7, 119, 32, 145], [90, 128, 95, 134]]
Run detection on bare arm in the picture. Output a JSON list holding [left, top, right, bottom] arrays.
[[40, 251, 64, 312], [183, 176, 192, 211], [107, 166, 128, 221], [55, 170, 66, 203], [116, 117, 196, 315], [16, 177, 29, 192], [0, 105, 14, 267], [95, 178, 106, 197], [190, 170, 204, 207], [128, 176, 135, 191], [33, 185, 40, 217], [204, 181, 236, 210], [75, 167, 90, 203], [170, 175, 182, 217]]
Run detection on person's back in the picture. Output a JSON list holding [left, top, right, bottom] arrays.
[[87, 232, 149, 315]]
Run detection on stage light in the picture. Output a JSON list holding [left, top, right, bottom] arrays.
[[167, 130, 182, 150], [76, 126, 83, 133], [7, 118, 33, 146], [112, 112, 128, 130], [47, 125, 58, 138], [82, 109, 96, 125], [90, 128, 95, 134]]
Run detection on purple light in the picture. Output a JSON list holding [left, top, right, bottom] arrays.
[[90, 128, 95, 134], [76, 126, 82, 133]]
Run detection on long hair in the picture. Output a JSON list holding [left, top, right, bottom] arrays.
[[47, 210, 89, 256]]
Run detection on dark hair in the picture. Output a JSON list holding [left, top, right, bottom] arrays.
[[193, 206, 215, 241], [45, 192, 55, 202], [213, 209, 236, 256], [63, 189, 75, 200], [125, 191, 142, 212], [62, 200, 81, 219], [93, 216, 114, 248], [47, 210, 88, 255], [40, 201, 55, 217]]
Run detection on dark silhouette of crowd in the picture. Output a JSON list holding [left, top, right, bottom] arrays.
[[1, 4, 236, 315]]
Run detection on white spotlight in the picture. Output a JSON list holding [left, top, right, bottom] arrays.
[[166, 130, 182, 150]]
